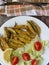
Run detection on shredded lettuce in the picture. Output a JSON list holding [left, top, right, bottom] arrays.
[[13, 48, 24, 58], [42, 40, 48, 48], [10, 36, 48, 65]]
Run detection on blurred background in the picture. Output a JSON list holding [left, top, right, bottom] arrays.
[[1, 0, 48, 2], [0, 0, 49, 16]]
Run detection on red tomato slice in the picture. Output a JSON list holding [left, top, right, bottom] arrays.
[[31, 59, 38, 65], [34, 41, 42, 51], [12, 56, 19, 65], [22, 53, 30, 61]]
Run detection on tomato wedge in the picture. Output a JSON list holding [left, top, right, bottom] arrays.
[[12, 56, 19, 65], [34, 41, 42, 51], [22, 53, 30, 61], [31, 59, 38, 65]]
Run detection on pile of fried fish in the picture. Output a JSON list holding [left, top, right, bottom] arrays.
[[0, 20, 41, 51]]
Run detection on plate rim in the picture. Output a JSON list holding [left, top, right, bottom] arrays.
[[0, 16, 49, 29]]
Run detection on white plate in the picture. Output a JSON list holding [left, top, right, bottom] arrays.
[[0, 16, 49, 65]]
